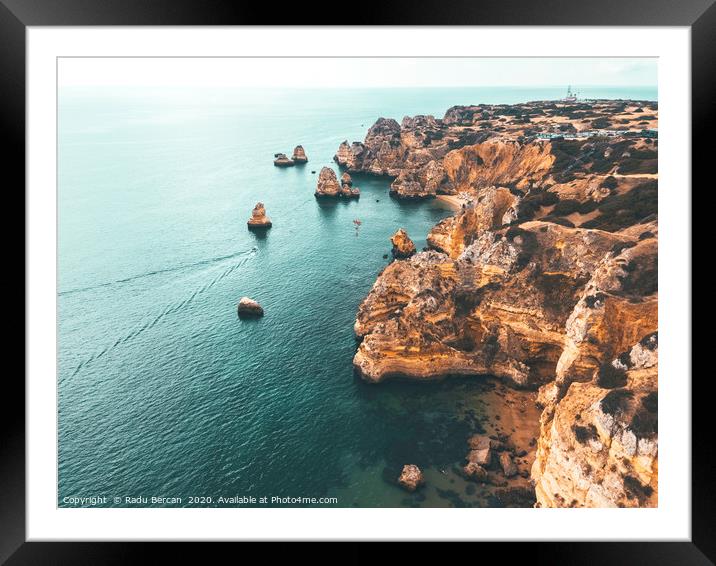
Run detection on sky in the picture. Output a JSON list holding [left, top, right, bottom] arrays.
[[59, 57, 657, 88], [59, 57, 657, 89]]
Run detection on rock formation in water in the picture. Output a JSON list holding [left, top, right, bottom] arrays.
[[237, 297, 264, 318], [339, 171, 360, 198], [315, 167, 341, 197], [350, 99, 659, 508], [398, 464, 424, 492], [315, 167, 359, 199], [273, 153, 294, 167], [390, 228, 416, 259], [292, 145, 308, 164], [335, 99, 657, 199], [247, 202, 272, 229]]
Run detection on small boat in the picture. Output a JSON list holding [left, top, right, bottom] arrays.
[[353, 219, 362, 226]]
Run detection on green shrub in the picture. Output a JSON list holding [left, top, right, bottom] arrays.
[[572, 424, 598, 444], [596, 363, 628, 389], [600, 389, 633, 416], [624, 475, 654, 503], [581, 181, 658, 231], [552, 199, 580, 215], [601, 176, 618, 189]]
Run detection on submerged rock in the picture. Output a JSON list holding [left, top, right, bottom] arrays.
[[292, 145, 308, 164], [237, 297, 264, 318], [466, 435, 492, 467], [463, 462, 489, 482], [247, 202, 272, 229], [390, 228, 416, 259], [498, 452, 518, 477], [398, 464, 424, 492], [273, 153, 294, 167]]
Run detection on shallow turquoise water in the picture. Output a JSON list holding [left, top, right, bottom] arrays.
[[58, 85, 656, 507]]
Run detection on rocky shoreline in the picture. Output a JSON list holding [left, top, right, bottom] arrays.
[[345, 99, 658, 508]]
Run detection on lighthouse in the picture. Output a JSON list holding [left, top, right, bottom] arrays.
[[564, 85, 577, 103]]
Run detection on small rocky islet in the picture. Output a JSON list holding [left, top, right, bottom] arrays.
[[237, 297, 264, 318], [390, 228, 416, 259], [314, 167, 360, 199], [397, 464, 424, 492], [246, 202, 272, 230], [273, 145, 309, 167], [253, 98, 658, 508]]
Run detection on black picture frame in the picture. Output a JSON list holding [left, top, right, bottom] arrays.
[[4, 1, 707, 562]]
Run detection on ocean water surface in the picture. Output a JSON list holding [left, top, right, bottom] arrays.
[[58, 85, 656, 507]]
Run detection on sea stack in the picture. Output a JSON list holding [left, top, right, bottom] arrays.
[[340, 171, 360, 198], [397, 465, 424, 492], [315, 167, 359, 199], [314, 167, 342, 198], [237, 297, 264, 318], [292, 145, 308, 164], [247, 202, 272, 230], [390, 228, 416, 259], [273, 153, 294, 167]]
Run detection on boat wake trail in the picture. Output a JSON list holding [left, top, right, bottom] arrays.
[[62, 247, 257, 383], [59, 248, 257, 297]]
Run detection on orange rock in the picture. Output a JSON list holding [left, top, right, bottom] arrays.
[[390, 228, 416, 259], [398, 465, 424, 492], [247, 202, 272, 229]]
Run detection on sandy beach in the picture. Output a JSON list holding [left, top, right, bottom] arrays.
[[436, 194, 465, 211]]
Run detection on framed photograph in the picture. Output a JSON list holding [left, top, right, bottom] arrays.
[[6, 0, 709, 561]]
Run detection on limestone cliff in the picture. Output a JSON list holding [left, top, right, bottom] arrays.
[[532, 333, 658, 507], [355, 221, 638, 388], [335, 99, 657, 200], [427, 186, 520, 257], [350, 99, 658, 508]]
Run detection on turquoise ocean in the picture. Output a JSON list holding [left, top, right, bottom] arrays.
[[58, 85, 657, 507]]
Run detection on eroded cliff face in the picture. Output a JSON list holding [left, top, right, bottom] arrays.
[[533, 334, 658, 508], [442, 141, 555, 194], [427, 186, 520, 258], [335, 100, 658, 200], [351, 99, 658, 508], [529, 235, 657, 508], [355, 221, 640, 388]]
